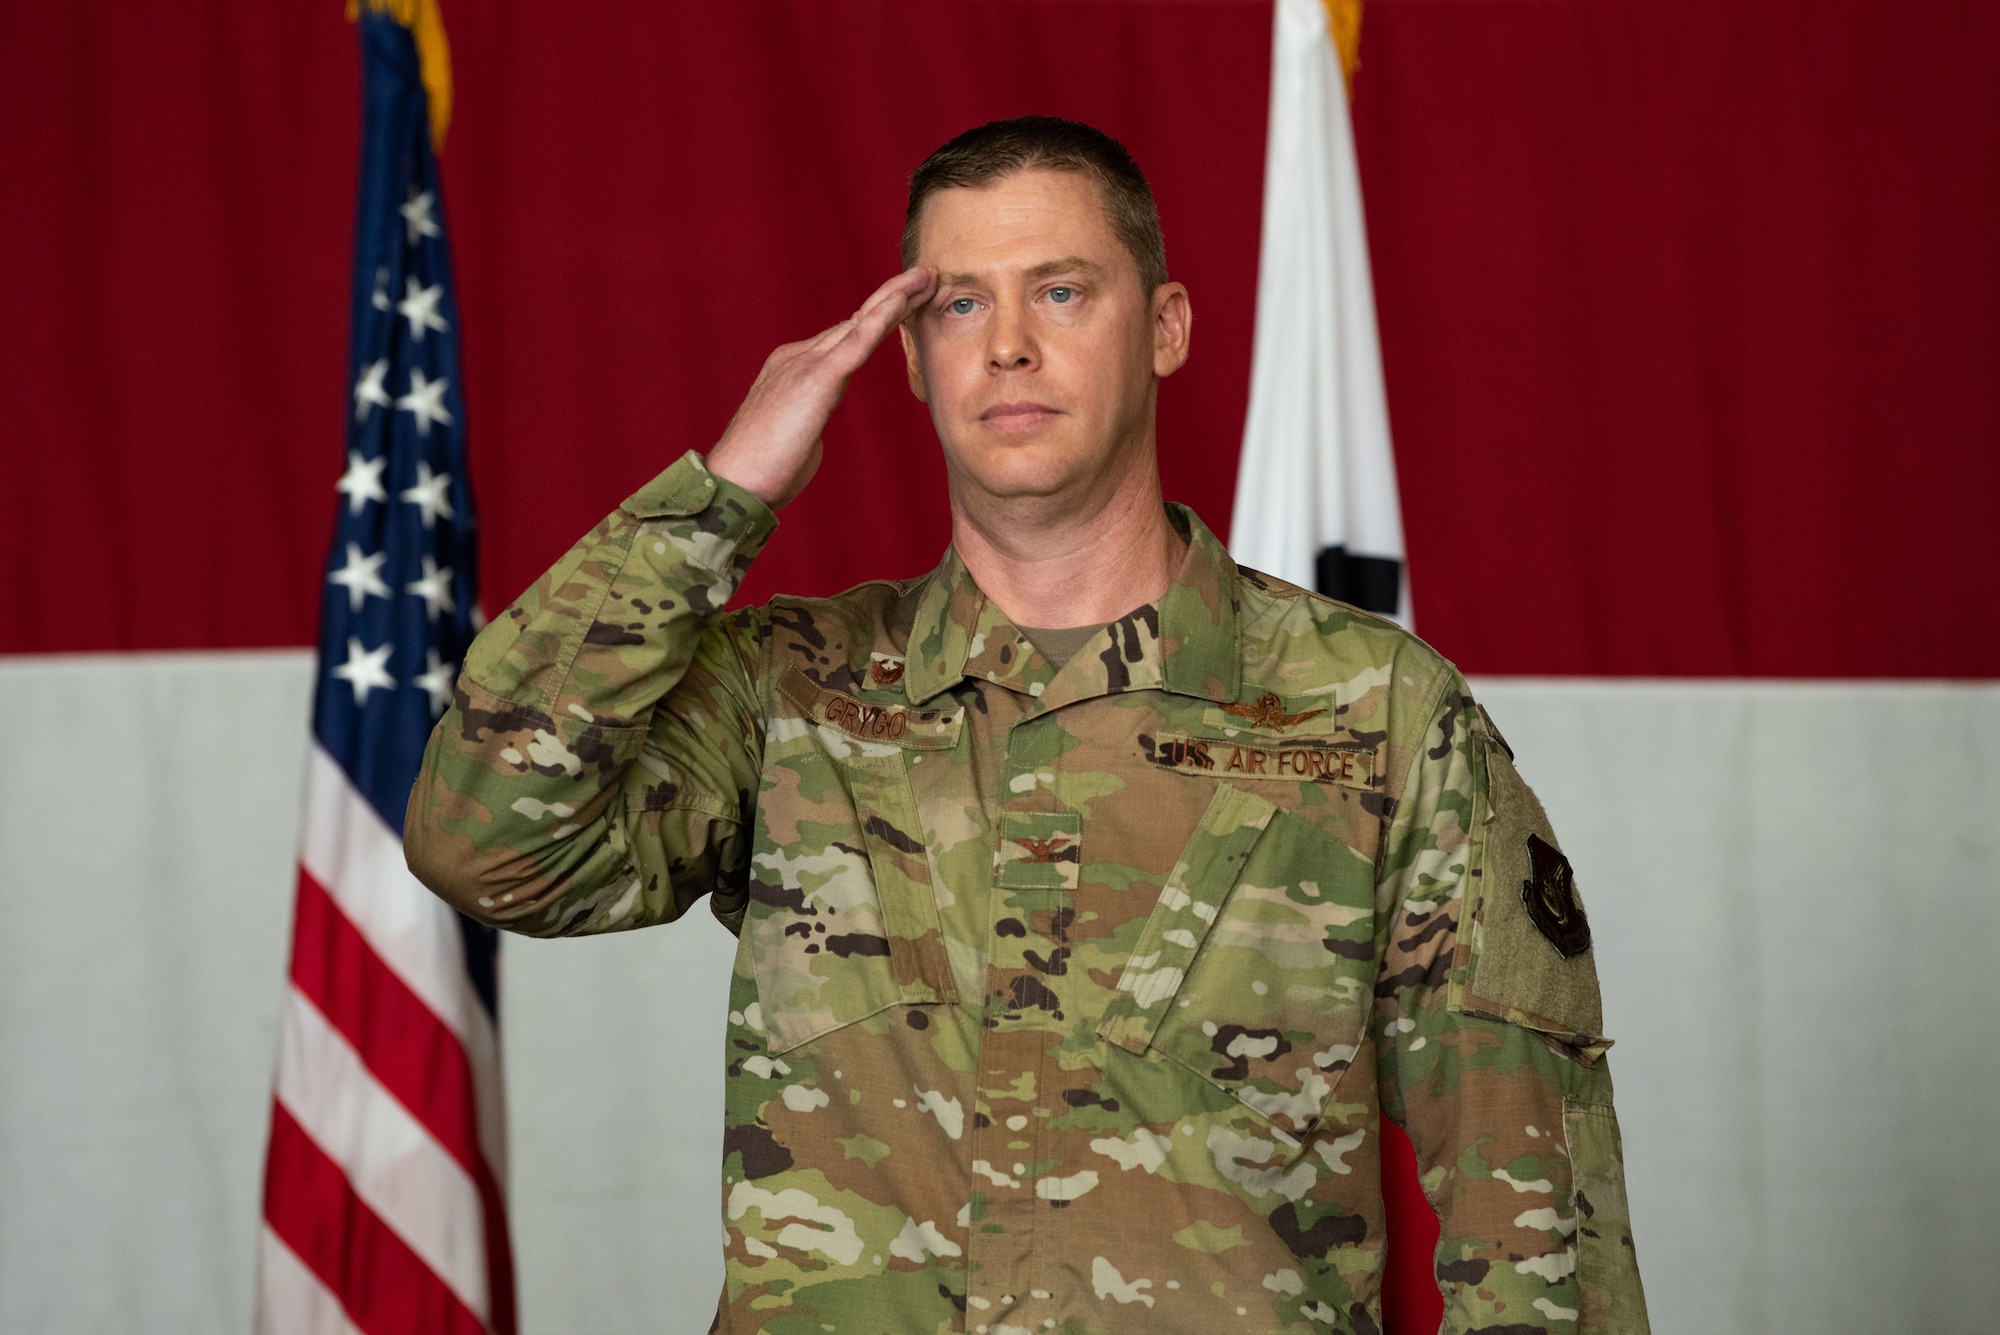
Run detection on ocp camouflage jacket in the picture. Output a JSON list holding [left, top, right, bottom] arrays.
[[406, 452, 1651, 1335]]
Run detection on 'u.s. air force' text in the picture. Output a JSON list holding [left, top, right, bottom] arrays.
[[1144, 734, 1377, 789]]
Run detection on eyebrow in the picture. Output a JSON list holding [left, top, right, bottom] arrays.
[[936, 256, 1105, 287]]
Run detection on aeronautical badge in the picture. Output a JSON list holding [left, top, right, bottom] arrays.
[[1219, 691, 1326, 732], [1522, 833, 1591, 958]]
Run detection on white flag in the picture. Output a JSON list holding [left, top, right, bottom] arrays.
[[1229, 0, 1410, 628]]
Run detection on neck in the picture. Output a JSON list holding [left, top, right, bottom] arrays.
[[946, 439, 1187, 629]]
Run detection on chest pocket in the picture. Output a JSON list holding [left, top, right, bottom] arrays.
[[746, 671, 961, 1054], [1098, 783, 1378, 1139]]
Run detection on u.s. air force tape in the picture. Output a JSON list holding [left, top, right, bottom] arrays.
[[1144, 734, 1376, 789]]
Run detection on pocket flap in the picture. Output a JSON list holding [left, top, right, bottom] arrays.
[[1098, 784, 1277, 1054], [1099, 792, 1378, 1139], [848, 754, 958, 1006], [747, 741, 954, 1056]]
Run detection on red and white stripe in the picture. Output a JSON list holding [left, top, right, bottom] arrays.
[[256, 746, 515, 1335]]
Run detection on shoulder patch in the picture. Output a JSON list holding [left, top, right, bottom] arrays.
[[1523, 832, 1591, 958]]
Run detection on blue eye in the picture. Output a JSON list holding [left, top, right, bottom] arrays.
[[1048, 287, 1074, 304], [948, 297, 976, 315]]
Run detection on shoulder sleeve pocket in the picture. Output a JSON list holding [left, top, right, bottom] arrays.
[[1451, 706, 1612, 1063], [1565, 1099, 1652, 1333]]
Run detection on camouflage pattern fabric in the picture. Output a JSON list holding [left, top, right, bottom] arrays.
[[406, 451, 1651, 1334]]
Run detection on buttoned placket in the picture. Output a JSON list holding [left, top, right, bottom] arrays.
[[959, 617, 1186, 1328], [897, 516, 1243, 1328], [963, 623, 1065, 1330]]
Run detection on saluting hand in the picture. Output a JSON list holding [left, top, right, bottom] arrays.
[[706, 265, 938, 509]]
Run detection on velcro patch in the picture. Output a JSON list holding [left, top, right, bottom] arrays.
[[997, 810, 1082, 891], [1145, 734, 1375, 789], [778, 667, 961, 749], [1453, 727, 1609, 1062]]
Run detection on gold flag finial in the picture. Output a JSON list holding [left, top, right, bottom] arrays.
[[346, 0, 453, 149], [1322, 0, 1363, 95]]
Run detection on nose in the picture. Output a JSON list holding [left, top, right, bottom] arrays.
[[985, 293, 1039, 373]]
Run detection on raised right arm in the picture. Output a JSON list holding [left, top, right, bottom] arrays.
[[404, 452, 776, 936], [404, 265, 937, 936]]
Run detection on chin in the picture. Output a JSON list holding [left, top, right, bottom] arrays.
[[946, 431, 1091, 500]]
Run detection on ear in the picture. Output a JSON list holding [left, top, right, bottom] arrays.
[[900, 325, 928, 402], [1151, 281, 1192, 378]]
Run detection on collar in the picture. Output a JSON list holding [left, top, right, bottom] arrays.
[[901, 503, 1241, 711]]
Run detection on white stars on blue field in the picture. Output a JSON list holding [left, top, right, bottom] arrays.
[[327, 542, 391, 611], [405, 554, 455, 621], [313, 75, 477, 828], [396, 276, 448, 342], [330, 637, 397, 705], [395, 368, 453, 435], [413, 647, 455, 716], [352, 359, 392, 420], [399, 459, 454, 528], [399, 188, 440, 246], [335, 450, 388, 514]]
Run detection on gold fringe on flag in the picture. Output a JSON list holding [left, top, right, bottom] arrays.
[[346, 0, 453, 149], [1322, 0, 1363, 94]]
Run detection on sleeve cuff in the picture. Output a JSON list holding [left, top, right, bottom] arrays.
[[620, 450, 778, 534]]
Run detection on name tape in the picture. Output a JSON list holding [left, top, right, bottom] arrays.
[[779, 667, 961, 749]]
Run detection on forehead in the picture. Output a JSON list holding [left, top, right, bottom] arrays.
[[915, 169, 1127, 275]]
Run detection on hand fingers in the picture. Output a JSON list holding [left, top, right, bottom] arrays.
[[785, 268, 934, 378], [801, 318, 857, 356], [718, 270, 932, 506], [835, 267, 936, 358], [856, 265, 937, 323]]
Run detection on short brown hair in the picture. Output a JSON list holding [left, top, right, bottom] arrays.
[[902, 116, 1168, 293]]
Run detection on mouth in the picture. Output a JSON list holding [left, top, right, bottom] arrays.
[[978, 401, 1062, 434]]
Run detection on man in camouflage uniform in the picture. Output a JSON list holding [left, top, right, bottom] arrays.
[[407, 117, 1649, 1334]]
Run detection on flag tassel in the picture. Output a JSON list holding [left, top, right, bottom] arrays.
[[1321, 0, 1362, 91], [346, 0, 453, 148]]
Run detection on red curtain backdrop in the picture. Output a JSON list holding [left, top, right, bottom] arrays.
[[4, 1, 1997, 675]]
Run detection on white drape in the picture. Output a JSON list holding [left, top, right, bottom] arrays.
[[1, 653, 1995, 1333]]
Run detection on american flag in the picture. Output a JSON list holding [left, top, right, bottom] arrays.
[[255, 11, 515, 1334]]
